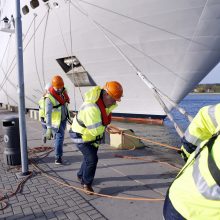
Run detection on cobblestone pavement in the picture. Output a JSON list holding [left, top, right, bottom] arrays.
[[0, 108, 107, 220], [0, 108, 182, 220], [0, 146, 108, 220]]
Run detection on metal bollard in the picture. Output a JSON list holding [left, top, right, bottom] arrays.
[[2, 117, 21, 165]]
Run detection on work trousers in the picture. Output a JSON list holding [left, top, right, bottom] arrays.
[[163, 194, 185, 220], [53, 120, 67, 158], [77, 142, 98, 186]]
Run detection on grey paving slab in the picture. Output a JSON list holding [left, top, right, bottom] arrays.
[[0, 108, 184, 220]]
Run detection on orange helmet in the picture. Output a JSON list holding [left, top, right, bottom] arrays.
[[103, 81, 123, 101], [51, 75, 64, 89]]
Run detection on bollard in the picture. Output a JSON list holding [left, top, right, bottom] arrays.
[[2, 117, 21, 165]]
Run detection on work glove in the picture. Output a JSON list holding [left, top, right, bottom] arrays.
[[45, 128, 53, 140]]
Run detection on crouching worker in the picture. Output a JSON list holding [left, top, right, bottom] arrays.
[[70, 81, 123, 194], [39, 75, 71, 165], [163, 104, 220, 220]]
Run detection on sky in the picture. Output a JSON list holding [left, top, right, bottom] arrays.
[[200, 62, 220, 84]]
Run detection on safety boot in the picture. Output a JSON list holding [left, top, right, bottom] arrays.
[[82, 184, 94, 195]]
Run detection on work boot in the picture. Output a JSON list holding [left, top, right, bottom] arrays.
[[55, 156, 62, 165], [82, 184, 94, 195]]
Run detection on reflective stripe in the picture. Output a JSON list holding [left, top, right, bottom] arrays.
[[78, 103, 102, 129], [185, 105, 218, 146], [192, 143, 220, 200], [70, 137, 85, 144], [87, 121, 102, 129], [70, 135, 101, 144], [80, 103, 99, 111], [184, 129, 203, 146], [208, 105, 218, 128]]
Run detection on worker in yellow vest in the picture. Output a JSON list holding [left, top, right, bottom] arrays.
[[70, 81, 123, 194], [163, 104, 220, 219], [43, 75, 71, 164]]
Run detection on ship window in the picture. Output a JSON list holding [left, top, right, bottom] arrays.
[[30, 0, 39, 9], [56, 56, 96, 87], [22, 5, 29, 15]]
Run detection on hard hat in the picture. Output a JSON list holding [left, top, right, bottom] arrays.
[[51, 75, 64, 89], [103, 81, 123, 101]]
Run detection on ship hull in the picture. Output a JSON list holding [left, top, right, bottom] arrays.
[[1, 0, 220, 119]]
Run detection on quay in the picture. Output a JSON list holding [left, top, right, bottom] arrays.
[[0, 107, 184, 220]]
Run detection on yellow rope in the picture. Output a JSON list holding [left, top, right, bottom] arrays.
[[31, 162, 164, 202], [106, 125, 180, 151]]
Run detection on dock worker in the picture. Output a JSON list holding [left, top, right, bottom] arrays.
[[70, 81, 123, 194], [163, 104, 220, 220], [43, 75, 71, 164]]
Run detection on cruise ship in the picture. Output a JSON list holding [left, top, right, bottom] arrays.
[[0, 0, 220, 122]]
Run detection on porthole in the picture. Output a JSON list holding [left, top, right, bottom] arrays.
[[30, 0, 39, 9], [22, 5, 29, 15]]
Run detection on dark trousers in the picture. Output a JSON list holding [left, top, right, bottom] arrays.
[[163, 193, 185, 220], [77, 142, 98, 186]]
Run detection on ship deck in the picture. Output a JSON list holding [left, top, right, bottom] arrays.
[[0, 107, 184, 220]]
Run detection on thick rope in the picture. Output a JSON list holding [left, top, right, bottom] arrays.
[[106, 125, 180, 151]]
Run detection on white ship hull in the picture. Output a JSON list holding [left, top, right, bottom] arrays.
[[1, 0, 220, 120]]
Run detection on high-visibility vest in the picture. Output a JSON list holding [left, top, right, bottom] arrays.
[[71, 86, 116, 145], [39, 96, 46, 119], [181, 104, 220, 159], [40, 93, 70, 129], [169, 104, 220, 220]]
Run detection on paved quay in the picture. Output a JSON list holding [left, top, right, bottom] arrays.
[[0, 108, 184, 220]]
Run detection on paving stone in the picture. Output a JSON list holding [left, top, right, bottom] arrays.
[[78, 213, 91, 220], [34, 210, 45, 218], [84, 208, 96, 214], [66, 211, 80, 220], [45, 197, 56, 205], [45, 210, 56, 219], [74, 209, 84, 215], [12, 206, 23, 215], [36, 197, 45, 203], [55, 198, 66, 206], [17, 195, 27, 202], [66, 200, 76, 207], [90, 213, 105, 220], [23, 207, 33, 215], [26, 196, 36, 202], [55, 210, 67, 219]]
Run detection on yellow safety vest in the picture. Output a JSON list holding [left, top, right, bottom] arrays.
[[169, 104, 220, 220], [38, 96, 46, 119], [181, 104, 220, 159], [40, 93, 70, 129], [71, 86, 116, 145]]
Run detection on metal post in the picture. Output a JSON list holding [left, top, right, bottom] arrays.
[[15, 0, 29, 175]]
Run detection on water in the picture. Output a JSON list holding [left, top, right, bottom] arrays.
[[165, 93, 220, 131]]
